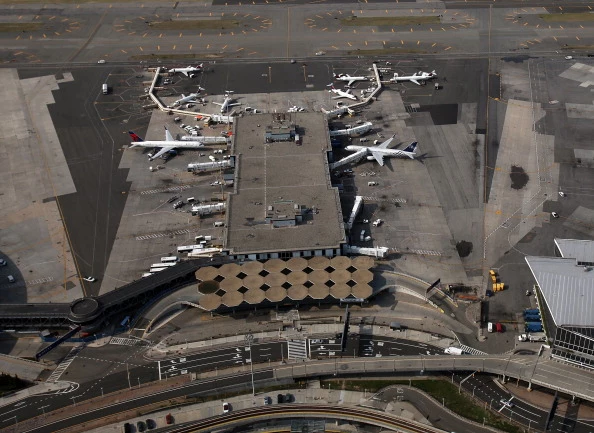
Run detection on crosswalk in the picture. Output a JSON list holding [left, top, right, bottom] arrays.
[[410, 249, 442, 256], [110, 337, 151, 347], [287, 339, 308, 360], [360, 195, 407, 204], [135, 229, 189, 241], [140, 185, 191, 195], [46, 345, 85, 383], [460, 344, 487, 356], [26, 276, 54, 286]]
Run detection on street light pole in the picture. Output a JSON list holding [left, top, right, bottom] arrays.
[[245, 333, 255, 396], [126, 363, 131, 389]]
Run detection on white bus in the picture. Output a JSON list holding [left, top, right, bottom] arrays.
[[161, 256, 179, 263], [150, 267, 167, 273]]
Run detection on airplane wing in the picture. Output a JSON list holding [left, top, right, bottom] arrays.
[[165, 127, 174, 142], [378, 134, 396, 149], [180, 71, 189, 76], [370, 150, 385, 166], [410, 79, 421, 86], [212, 101, 223, 106], [347, 79, 355, 87], [331, 95, 342, 100], [151, 146, 175, 160]]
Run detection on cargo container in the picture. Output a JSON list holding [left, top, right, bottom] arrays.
[[525, 322, 543, 333]]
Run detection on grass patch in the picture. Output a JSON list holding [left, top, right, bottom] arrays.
[[321, 378, 521, 433], [340, 16, 440, 26], [0, 22, 43, 32], [561, 45, 594, 50], [538, 12, 594, 23], [149, 19, 242, 31], [347, 48, 428, 55]]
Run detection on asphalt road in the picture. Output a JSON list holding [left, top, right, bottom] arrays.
[[454, 373, 594, 433]]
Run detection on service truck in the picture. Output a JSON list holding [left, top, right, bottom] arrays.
[[518, 333, 546, 343]]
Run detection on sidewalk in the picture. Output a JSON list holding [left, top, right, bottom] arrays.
[[146, 323, 457, 359], [0, 381, 71, 408]]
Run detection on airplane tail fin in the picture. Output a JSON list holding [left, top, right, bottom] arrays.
[[128, 131, 144, 142], [403, 141, 418, 156]]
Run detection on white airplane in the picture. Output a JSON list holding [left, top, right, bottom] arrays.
[[327, 84, 358, 101], [334, 73, 368, 87], [168, 64, 203, 77], [390, 70, 437, 86], [344, 135, 418, 166], [212, 91, 241, 113], [128, 127, 205, 161], [172, 93, 201, 107]]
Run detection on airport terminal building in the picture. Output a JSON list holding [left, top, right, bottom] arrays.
[[526, 238, 594, 370], [222, 112, 346, 261]]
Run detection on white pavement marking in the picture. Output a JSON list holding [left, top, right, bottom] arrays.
[[26, 276, 54, 286], [109, 337, 151, 347], [139, 185, 191, 195], [46, 345, 85, 383], [135, 228, 189, 241], [287, 339, 308, 359]]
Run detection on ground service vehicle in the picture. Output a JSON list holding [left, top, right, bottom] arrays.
[[102, 83, 108, 94], [518, 333, 546, 342]]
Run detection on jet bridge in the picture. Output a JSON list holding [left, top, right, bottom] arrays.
[[329, 150, 366, 171], [346, 196, 363, 231]]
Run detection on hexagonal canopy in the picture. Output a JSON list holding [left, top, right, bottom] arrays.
[[351, 283, 372, 299], [308, 256, 330, 270], [309, 284, 330, 300], [286, 257, 308, 271], [264, 258, 286, 273], [308, 270, 329, 285], [351, 255, 374, 269], [265, 272, 287, 287], [240, 260, 264, 274], [352, 269, 374, 284], [287, 284, 308, 300], [330, 256, 351, 270], [219, 276, 243, 291], [199, 293, 222, 311], [221, 291, 243, 307], [266, 286, 287, 302], [219, 263, 241, 277], [330, 269, 351, 284], [244, 288, 266, 304], [195, 266, 220, 282], [242, 274, 265, 290], [330, 283, 351, 299], [287, 271, 308, 285]]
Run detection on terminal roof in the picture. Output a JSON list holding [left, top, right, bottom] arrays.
[[554, 238, 594, 263], [225, 113, 345, 254], [525, 256, 594, 327]]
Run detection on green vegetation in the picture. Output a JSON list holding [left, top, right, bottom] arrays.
[[149, 20, 242, 31], [0, 22, 43, 32], [340, 16, 440, 26], [0, 373, 29, 397], [538, 12, 594, 23], [320, 378, 521, 433]]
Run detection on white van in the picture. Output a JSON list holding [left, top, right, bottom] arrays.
[[487, 322, 493, 333], [213, 221, 225, 227], [368, 181, 378, 186], [102, 83, 108, 95]]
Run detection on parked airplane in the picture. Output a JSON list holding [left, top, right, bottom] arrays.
[[327, 84, 358, 101], [212, 91, 241, 113], [344, 135, 418, 166], [390, 70, 437, 86], [168, 64, 203, 77], [172, 93, 200, 107], [334, 73, 368, 87], [129, 127, 205, 161]]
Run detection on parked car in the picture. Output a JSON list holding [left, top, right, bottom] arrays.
[[223, 402, 231, 413], [165, 413, 174, 424], [277, 393, 284, 404], [263, 396, 271, 405], [146, 419, 156, 430], [137, 420, 146, 432]]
